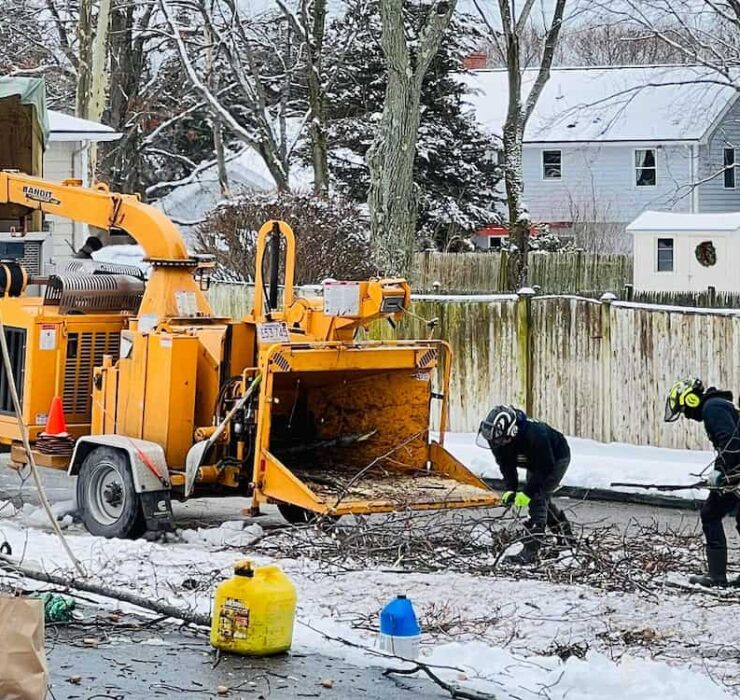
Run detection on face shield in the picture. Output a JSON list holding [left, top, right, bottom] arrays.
[[476, 415, 515, 448], [664, 395, 681, 422], [476, 420, 494, 448]]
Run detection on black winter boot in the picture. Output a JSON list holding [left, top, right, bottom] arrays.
[[689, 547, 728, 588], [552, 513, 576, 548], [505, 524, 545, 565]]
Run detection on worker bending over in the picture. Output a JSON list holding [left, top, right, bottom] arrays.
[[477, 405, 573, 564], [665, 378, 740, 587]]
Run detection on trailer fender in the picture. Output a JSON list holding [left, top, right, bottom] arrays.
[[69, 436, 171, 493]]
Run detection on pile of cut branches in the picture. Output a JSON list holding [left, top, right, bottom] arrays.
[[255, 509, 705, 595]]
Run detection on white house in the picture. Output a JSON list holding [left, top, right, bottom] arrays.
[[465, 66, 740, 252], [0, 110, 120, 273], [628, 211, 740, 292], [42, 111, 120, 266]]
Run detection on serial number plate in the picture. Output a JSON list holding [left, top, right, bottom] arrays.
[[257, 322, 290, 344]]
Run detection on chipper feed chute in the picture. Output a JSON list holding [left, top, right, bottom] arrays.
[[251, 342, 498, 518]]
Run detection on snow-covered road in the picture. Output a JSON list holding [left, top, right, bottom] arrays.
[[2, 451, 739, 700]]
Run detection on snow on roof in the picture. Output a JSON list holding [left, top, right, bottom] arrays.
[[155, 144, 313, 242], [627, 210, 740, 233], [49, 110, 121, 142], [464, 65, 739, 143]]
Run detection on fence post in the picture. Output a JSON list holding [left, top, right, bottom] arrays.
[[708, 285, 717, 307], [499, 250, 509, 291], [600, 292, 616, 443], [517, 287, 535, 414]]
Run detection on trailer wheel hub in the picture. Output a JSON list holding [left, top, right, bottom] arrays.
[[103, 481, 123, 508]]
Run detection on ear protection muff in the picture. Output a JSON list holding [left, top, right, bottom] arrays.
[[506, 406, 520, 439], [684, 391, 700, 408]]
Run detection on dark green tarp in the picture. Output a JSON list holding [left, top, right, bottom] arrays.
[[0, 77, 49, 146]]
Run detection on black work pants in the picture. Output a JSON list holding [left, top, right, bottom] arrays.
[[701, 490, 740, 552], [527, 456, 570, 527]]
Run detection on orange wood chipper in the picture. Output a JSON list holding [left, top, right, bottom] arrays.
[[0, 171, 498, 538]]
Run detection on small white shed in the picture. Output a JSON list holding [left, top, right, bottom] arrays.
[[628, 211, 740, 292]]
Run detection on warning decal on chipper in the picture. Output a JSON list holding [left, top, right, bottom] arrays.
[[22, 186, 61, 206]]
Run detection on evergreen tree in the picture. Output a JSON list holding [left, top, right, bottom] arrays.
[[322, 1, 502, 250]]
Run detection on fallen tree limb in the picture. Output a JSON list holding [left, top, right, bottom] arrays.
[[384, 665, 497, 700], [0, 557, 211, 627]]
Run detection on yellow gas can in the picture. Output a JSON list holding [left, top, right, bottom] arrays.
[[210, 560, 297, 656]]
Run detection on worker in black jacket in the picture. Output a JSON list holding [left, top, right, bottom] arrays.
[[665, 378, 740, 587], [477, 405, 573, 564]]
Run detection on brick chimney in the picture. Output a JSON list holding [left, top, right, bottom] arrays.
[[463, 51, 488, 70]]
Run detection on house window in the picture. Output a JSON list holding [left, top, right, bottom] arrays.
[[724, 148, 736, 189], [542, 150, 562, 179], [635, 149, 657, 187], [488, 236, 503, 250], [657, 238, 674, 272], [0, 242, 24, 260]]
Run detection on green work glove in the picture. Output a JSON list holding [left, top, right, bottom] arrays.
[[501, 491, 531, 508], [707, 469, 726, 489]]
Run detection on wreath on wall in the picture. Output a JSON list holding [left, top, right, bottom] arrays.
[[695, 241, 717, 267]]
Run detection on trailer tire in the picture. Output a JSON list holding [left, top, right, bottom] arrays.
[[76, 447, 147, 539], [277, 503, 340, 526]]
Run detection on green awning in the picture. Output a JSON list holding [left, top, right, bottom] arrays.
[[0, 77, 50, 146]]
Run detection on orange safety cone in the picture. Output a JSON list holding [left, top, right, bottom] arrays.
[[36, 396, 74, 457], [43, 396, 68, 437]]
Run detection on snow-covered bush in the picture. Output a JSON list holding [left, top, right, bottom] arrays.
[[501, 227, 576, 253], [195, 191, 374, 284]]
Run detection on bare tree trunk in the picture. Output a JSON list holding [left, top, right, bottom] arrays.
[[86, 0, 112, 183], [367, 76, 422, 275], [503, 124, 529, 289], [212, 117, 231, 198], [76, 0, 93, 119], [367, 0, 456, 276], [305, 0, 329, 195], [475, 0, 567, 289], [501, 21, 528, 289], [205, 3, 230, 198], [279, 0, 330, 195]]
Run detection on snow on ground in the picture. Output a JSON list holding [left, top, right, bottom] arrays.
[[0, 506, 738, 699], [0, 434, 732, 696], [446, 433, 714, 500]]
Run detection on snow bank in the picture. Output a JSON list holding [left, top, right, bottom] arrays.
[[424, 643, 731, 700], [445, 433, 713, 500]]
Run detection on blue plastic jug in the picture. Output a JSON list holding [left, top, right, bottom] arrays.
[[378, 595, 421, 658]]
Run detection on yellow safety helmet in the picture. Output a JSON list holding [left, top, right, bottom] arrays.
[[664, 378, 704, 422]]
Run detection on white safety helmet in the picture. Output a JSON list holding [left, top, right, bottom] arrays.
[[476, 405, 520, 448]]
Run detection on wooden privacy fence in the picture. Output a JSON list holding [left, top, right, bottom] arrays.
[[411, 251, 633, 294], [208, 284, 739, 450], [375, 293, 740, 451], [625, 287, 740, 309]]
